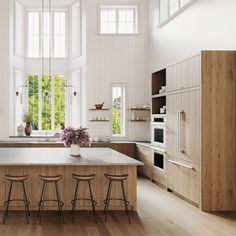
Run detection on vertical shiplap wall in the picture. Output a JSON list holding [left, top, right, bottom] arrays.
[[149, 0, 236, 71], [0, 0, 10, 140], [86, 0, 150, 141]]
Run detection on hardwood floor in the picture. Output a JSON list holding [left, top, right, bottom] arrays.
[[0, 178, 235, 236]]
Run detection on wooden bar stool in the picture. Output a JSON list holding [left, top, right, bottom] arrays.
[[103, 173, 131, 223], [71, 174, 97, 223], [3, 175, 30, 224], [37, 175, 64, 224]]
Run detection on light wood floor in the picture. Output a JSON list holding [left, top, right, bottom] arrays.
[[0, 178, 235, 236]]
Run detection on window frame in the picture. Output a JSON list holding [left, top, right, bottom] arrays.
[[158, 0, 195, 28], [98, 3, 139, 35], [26, 8, 69, 59], [111, 83, 127, 139], [24, 73, 69, 135]]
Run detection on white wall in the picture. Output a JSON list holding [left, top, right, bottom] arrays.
[[86, 0, 150, 141], [149, 0, 236, 71]]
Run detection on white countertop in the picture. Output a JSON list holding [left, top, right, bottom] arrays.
[[0, 147, 143, 166]]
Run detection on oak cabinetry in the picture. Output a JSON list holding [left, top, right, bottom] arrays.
[[136, 145, 153, 180], [165, 51, 236, 211]]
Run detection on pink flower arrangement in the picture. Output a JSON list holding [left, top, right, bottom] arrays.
[[61, 127, 90, 147]]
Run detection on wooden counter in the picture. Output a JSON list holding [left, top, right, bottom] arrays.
[[0, 147, 142, 211]]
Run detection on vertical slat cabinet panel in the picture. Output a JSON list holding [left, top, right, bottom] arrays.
[[183, 56, 200, 89], [166, 64, 181, 92], [166, 93, 182, 160], [181, 90, 200, 164]]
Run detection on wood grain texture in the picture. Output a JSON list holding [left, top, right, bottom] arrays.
[[0, 178, 236, 236], [201, 51, 236, 211], [0, 165, 137, 211]]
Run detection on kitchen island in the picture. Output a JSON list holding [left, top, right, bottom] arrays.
[[0, 148, 142, 211]]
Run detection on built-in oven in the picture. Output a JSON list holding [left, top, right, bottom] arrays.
[[151, 115, 166, 148], [153, 149, 166, 173]]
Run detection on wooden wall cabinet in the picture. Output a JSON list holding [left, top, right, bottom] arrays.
[[165, 51, 236, 211]]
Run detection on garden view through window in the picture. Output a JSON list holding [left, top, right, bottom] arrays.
[[112, 85, 125, 136], [28, 75, 66, 131]]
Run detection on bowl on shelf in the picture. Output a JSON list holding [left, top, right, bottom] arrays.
[[95, 102, 104, 109]]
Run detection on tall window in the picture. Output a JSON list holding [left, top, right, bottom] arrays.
[[28, 75, 66, 132], [112, 85, 125, 137], [169, 0, 179, 16], [100, 5, 138, 34], [27, 10, 67, 58]]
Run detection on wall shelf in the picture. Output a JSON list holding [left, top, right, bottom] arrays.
[[128, 120, 150, 122], [128, 108, 151, 111], [89, 120, 109, 122], [152, 93, 167, 98]]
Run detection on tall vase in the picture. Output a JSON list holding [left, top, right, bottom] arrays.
[[70, 144, 81, 157], [25, 123, 32, 136]]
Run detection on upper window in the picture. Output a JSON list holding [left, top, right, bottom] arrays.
[[159, 0, 194, 26], [99, 5, 138, 34], [27, 10, 67, 58]]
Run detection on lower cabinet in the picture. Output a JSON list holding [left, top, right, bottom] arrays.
[[167, 158, 199, 205], [136, 145, 153, 180]]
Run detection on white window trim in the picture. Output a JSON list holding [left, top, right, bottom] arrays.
[[110, 83, 127, 140], [98, 3, 140, 35], [158, 0, 195, 28], [24, 73, 69, 135], [26, 8, 69, 59]]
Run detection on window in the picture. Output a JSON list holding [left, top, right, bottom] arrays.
[[100, 5, 138, 34], [159, 0, 194, 26], [112, 84, 125, 137], [27, 10, 67, 58], [28, 75, 66, 132]]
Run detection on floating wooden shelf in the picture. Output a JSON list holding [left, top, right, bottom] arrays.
[[89, 108, 110, 111], [128, 120, 150, 122], [89, 120, 109, 122], [128, 108, 151, 111], [152, 93, 167, 98]]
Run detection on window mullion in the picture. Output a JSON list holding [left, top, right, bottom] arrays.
[[38, 75, 42, 131], [51, 75, 55, 131], [116, 9, 119, 34]]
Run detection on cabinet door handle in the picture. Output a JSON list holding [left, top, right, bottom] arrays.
[[168, 159, 194, 170], [177, 110, 184, 153]]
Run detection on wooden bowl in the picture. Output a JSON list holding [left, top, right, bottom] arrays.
[[95, 104, 104, 109]]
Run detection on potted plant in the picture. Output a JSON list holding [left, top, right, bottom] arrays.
[[60, 127, 90, 157], [22, 110, 33, 136]]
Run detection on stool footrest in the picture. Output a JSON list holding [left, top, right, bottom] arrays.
[[38, 200, 64, 207], [104, 198, 130, 205], [71, 198, 97, 205], [4, 199, 30, 207]]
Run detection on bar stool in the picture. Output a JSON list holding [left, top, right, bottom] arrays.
[[71, 174, 97, 223], [103, 173, 131, 223], [3, 175, 30, 224], [37, 175, 64, 224]]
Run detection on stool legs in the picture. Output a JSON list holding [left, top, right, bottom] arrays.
[[104, 180, 112, 222], [103, 179, 131, 223], [3, 181, 13, 224], [121, 180, 131, 224], [88, 180, 97, 223], [3, 180, 30, 225], [22, 181, 30, 224], [71, 180, 79, 222], [38, 181, 46, 225], [55, 182, 64, 224], [71, 179, 97, 223]]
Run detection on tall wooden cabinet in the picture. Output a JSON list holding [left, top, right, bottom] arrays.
[[165, 51, 236, 211]]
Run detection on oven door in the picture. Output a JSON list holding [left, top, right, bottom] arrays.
[[151, 125, 166, 148]]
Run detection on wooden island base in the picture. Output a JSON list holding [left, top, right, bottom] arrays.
[[0, 165, 137, 211]]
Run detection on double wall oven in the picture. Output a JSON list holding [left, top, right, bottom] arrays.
[[151, 115, 166, 173]]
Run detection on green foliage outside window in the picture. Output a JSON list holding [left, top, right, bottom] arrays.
[[28, 75, 66, 131], [112, 96, 121, 135]]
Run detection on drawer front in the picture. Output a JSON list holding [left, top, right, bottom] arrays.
[[136, 145, 153, 166], [167, 159, 199, 204], [152, 169, 166, 186], [138, 166, 153, 180]]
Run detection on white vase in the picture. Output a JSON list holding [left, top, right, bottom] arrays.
[[70, 144, 81, 157], [17, 124, 25, 136]]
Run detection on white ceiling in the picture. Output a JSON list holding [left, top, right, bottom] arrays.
[[19, 0, 77, 7]]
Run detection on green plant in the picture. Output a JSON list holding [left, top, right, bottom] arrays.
[[22, 110, 34, 124]]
